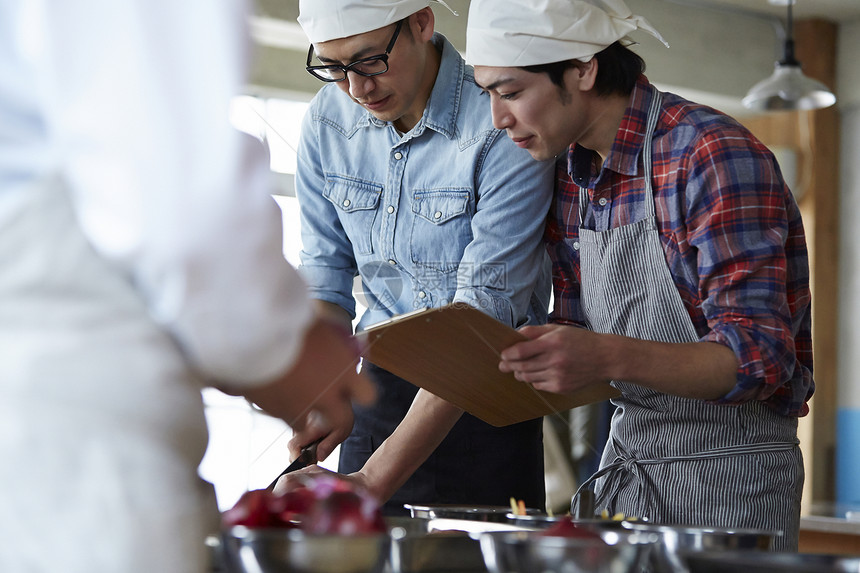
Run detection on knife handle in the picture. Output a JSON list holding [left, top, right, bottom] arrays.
[[266, 438, 321, 491]]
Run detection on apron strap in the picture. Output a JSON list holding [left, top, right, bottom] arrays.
[[640, 89, 662, 220], [570, 439, 799, 519]]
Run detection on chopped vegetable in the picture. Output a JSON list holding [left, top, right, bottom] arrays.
[[598, 508, 638, 521], [221, 475, 385, 535], [538, 516, 603, 540], [509, 497, 528, 516]]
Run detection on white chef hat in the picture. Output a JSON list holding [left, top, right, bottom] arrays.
[[298, 0, 458, 44], [466, 0, 668, 67]]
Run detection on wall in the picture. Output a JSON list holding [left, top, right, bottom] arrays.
[[837, 20, 860, 506], [250, 0, 778, 109], [625, 0, 775, 110]]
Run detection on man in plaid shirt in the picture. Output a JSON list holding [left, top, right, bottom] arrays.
[[467, 0, 812, 550]]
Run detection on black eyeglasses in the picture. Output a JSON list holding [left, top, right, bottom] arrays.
[[306, 20, 404, 82]]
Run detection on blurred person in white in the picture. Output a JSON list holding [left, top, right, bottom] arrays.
[[0, 1, 374, 572]]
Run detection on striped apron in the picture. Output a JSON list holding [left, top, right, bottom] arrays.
[[570, 92, 804, 551]]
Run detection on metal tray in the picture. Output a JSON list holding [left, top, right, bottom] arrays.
[[506, 513, 633, 531], [403, 504, 540, 523]]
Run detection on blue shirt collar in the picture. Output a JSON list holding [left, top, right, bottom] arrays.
[[368, 33, 462, 140]]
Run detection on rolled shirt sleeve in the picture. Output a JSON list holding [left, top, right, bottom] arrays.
[[684, 127, 813, 414], [452, 130, 553, 327], [295, 108, 361, 320]]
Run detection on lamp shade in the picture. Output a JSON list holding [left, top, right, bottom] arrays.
[[742, 0, 836, 112], [742, 62, 836, 112]]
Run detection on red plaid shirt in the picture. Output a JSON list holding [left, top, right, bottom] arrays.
[[545, 75, 813, 417]]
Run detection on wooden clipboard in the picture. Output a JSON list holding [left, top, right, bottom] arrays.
[[354, 303, 620, 427]]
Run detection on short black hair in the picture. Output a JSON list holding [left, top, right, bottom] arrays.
[[521, 41, 645, 97]]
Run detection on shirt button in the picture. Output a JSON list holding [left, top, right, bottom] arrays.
[[434, 211, 442, 219], [598, 197, 608, 206], [342, 199, 351, 207], [387, 205, 395, 214], [418, 291, 426, 299], [388, 259, 396, 265], [394, 152, 403, 160], [573, 241, 580, 250]]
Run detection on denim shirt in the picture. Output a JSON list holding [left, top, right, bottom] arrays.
[[295, 34, 553, 331]]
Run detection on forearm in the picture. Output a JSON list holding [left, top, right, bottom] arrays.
[[503, 325, 738, 401], [357, 389, 464, 502], [606, 334, 738, 400]]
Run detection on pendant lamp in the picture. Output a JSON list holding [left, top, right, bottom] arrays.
[[742, 0, 836, 112]]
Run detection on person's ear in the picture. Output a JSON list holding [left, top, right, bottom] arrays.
[[411, 7, 435, 42], [577, 58, 598, 91], [562, 60, 596, 94]]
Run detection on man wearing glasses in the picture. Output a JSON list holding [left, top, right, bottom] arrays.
[[278, 0, 555, 514]]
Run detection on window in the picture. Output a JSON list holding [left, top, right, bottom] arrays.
[[200, 95, 349, 511]]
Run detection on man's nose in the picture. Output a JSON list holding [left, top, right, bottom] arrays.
[[490, 99, 512, 131], [346, 71, 374, 101]]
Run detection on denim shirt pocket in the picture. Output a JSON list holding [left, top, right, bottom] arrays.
[[323, 175, 382, 255], [410, 188, 473, 273]]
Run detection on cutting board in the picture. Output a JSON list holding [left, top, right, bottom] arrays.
[[354, 303, 620, 427]]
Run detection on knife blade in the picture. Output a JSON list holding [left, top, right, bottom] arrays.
[[267, 438, 322, 491]]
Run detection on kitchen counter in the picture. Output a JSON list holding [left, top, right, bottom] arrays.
[[798, 504, 860, 556]]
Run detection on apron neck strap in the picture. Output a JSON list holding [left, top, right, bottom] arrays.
[[641, 90, 663, 220]]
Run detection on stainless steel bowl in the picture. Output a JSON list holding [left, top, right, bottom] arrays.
[[479, 529, 658, 573], [384, 515, 490, 572], [385, 515, 433, 535], [683, 550, 860, 573], [221, 526, 390, 573], [389, 527, 487, 573], [622, 523, 780, 573], [404, 504, 540, 523]]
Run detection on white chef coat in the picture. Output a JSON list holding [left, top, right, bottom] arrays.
[[0, 0, 313, 571]]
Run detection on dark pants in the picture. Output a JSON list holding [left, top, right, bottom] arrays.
[[339, 362, 545, 516]]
